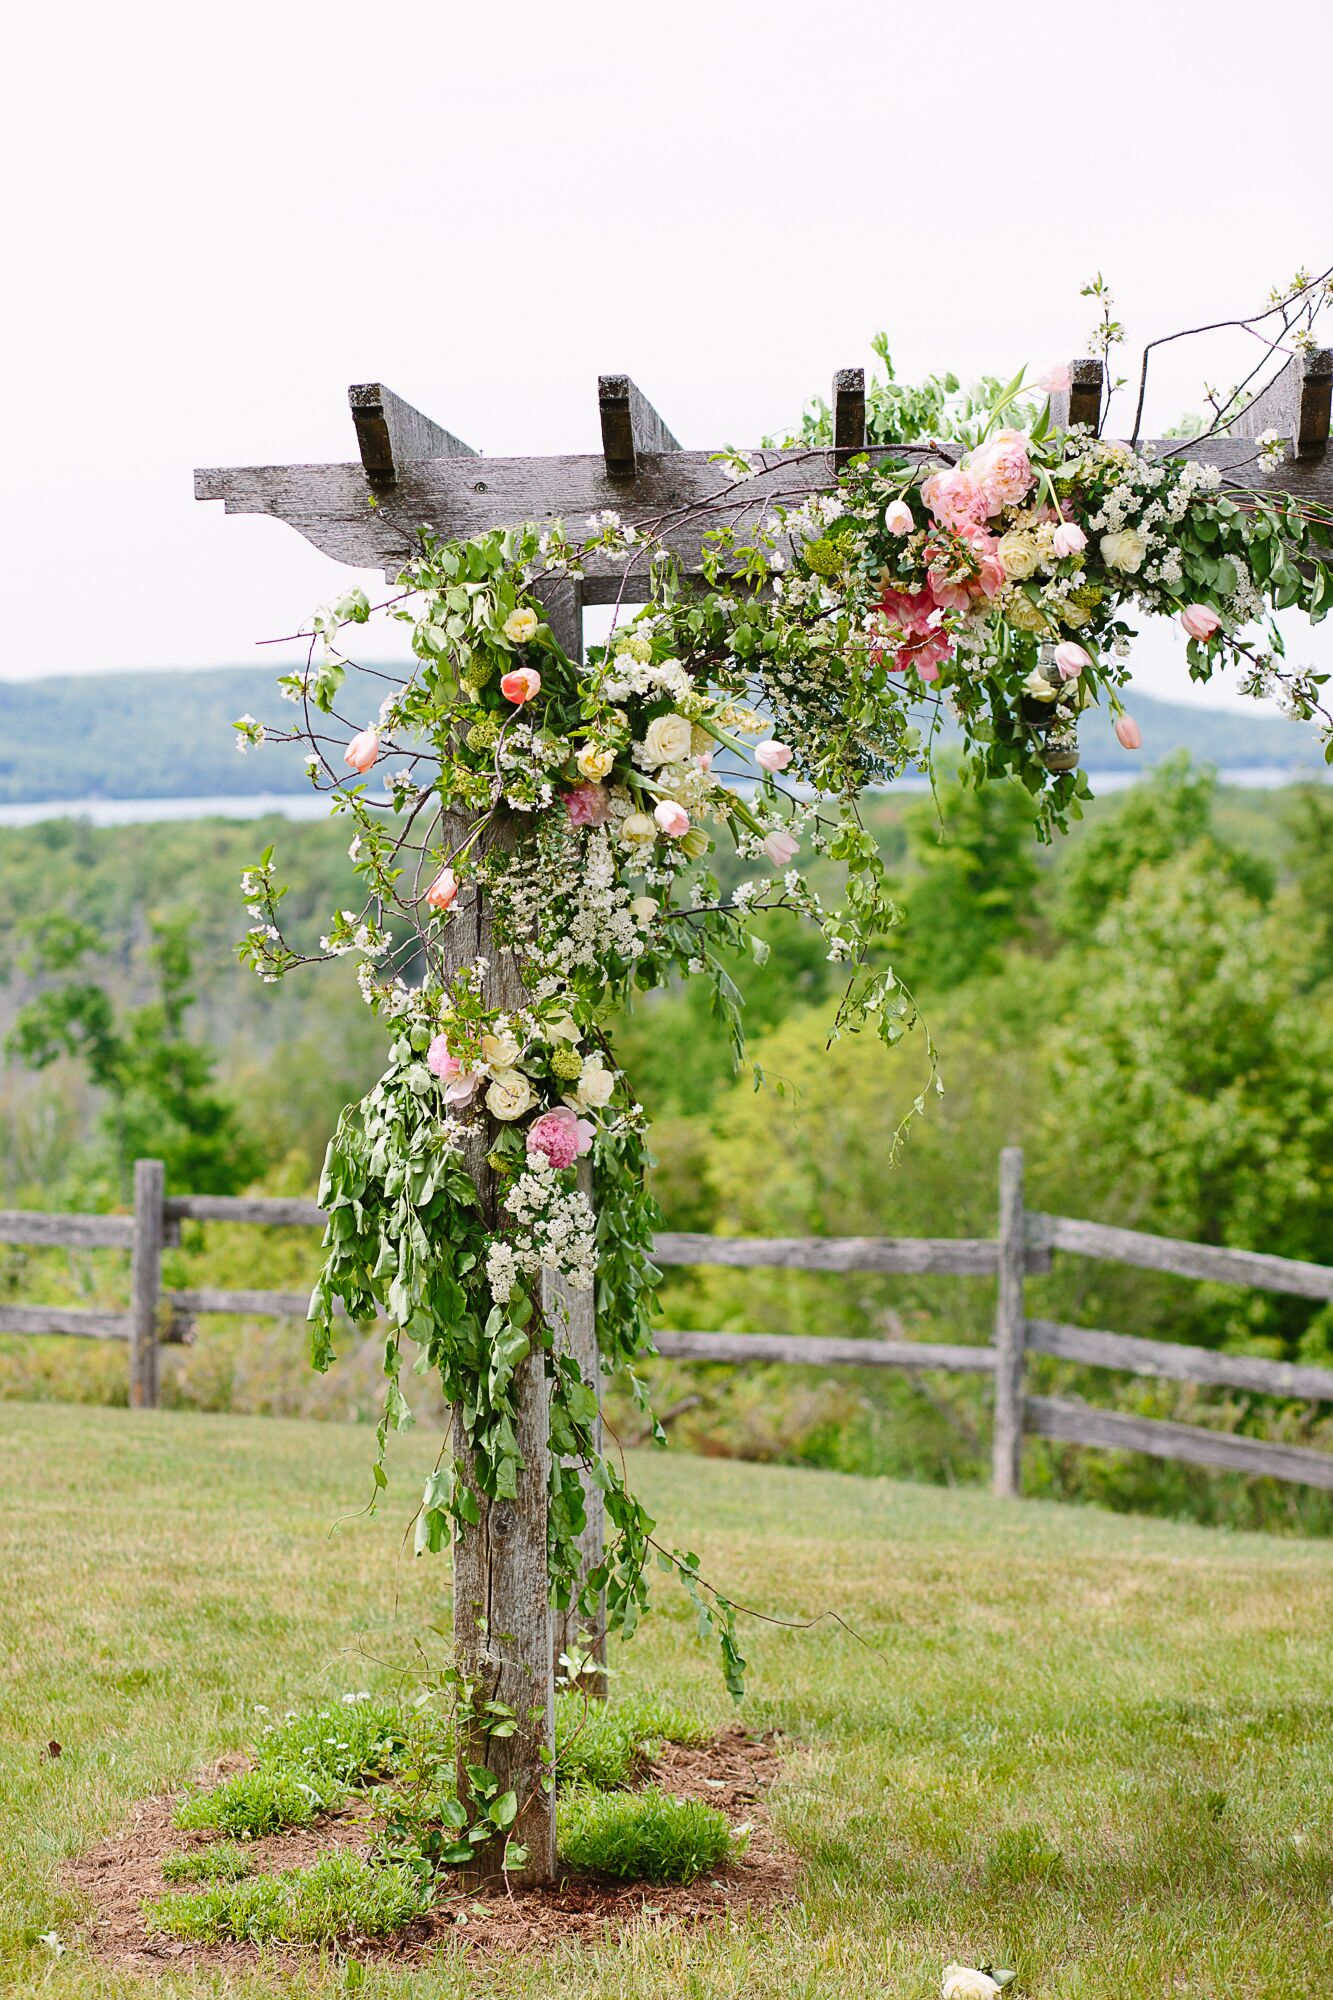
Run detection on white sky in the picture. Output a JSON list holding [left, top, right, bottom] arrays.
[[5, 0, 1333, 719]]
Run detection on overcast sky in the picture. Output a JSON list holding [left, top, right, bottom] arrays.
[[6, 0, 1332, 723]]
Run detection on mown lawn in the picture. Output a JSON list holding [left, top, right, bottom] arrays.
[[4, 1400, 1333, 1997]]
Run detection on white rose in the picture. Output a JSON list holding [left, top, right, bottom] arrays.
[[481, 1030, 521, 1069], [996, 532, 1040, 580], [619, 812, 658, 846], [1099, 527, 1146, 573], [1021, 667, 1059, 702], [485, 1069, 535, 1121], [544, 1012, 581, 1043], [576, 742, 615, 781], [569, 1056, 615, 1111], [503, 607, 539, 644], [640, 713, 694, 768], [942, 1968, 1002, 2000]]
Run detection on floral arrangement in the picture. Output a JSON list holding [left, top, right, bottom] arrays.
[[237, 310, 1333, 1682]]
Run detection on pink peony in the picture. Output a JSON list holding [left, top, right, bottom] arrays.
[[425, 867, 458, 912], [500, 666, 541, 704], [755, 740, 793, 772], [1180, 603, 1221, 640], [763, 827, 799, 868], [564, 782, 611, 827], [1052, 522, 1088, 558], [344, 728, 379, 774], [921, 466, 990, 532], [1115, 714, 1143, 751], [426, 1034, 456, 1079], [1036, 363, 1073, 396], [653, 799, 690, 837], [970, 427, 1035, 512], [1053, 641, 1091, 679], [526, 1105, 594, 1169], [884, 499, 915, 535]]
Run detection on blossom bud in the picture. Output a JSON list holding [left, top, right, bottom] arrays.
[[1051, 522, 1087, 558]]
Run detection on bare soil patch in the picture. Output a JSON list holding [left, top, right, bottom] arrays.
[[67, 1727, 796, 1971]]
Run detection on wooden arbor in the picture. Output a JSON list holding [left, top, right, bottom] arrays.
[[195, 346, 1333, 1883]]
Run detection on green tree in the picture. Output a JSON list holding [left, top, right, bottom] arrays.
[[6, 912, 265, 1199], [891, 764, 1043, 992]]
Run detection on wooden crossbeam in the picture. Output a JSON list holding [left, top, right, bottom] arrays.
[[195, 361, 1333, 591], [597, 375, 680, 479], [348, 382, 475, 486]]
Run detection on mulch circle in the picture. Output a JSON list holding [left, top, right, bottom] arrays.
[[67, 1727, 797, 1969]]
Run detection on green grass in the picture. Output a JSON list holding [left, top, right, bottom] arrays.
[[557, 1785, 735, 1882], [173, 1765, 332, 1837], [555, 1688, 710, 1790], [160, 1843, 255, 1885], [7, 1402, 1333, 1995], [144, 1851, 424, 1944]]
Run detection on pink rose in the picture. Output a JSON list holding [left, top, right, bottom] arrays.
[[1115, 714, 1143, 751], [526, 1105, 593, 1169], [344, 728, 379, 774], [1052, 522, 1088, 558], [884, 499, 915, 535], [425, 867, 458, 911], [755, 740, 793, 772], [1036, 363, 1073, 396], [762, 827, 798, 868], [653, 799, 691, 837], [970, 428, 1035, 512], [564, 782, 611, 827], [921, 466, 990, 532], [1180, 604, 1220, 640], [1053, 642, 1091, 680], [500, 667, 541, 704]]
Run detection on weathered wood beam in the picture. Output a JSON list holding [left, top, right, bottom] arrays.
[[0, 1305, 134, 1340], [1232, 346, 1333, 459], [196, 429, 1333, 594], [1027, 1211, 1333, 1302], [597, 375, 681, 480], [0, 1208, 135, 1250], [651, 1230, 1051, 1275], [1050, 358, 1104, 432], [348, 382, 476, 487], [1027, 1317, 1333, 1403], [1026, 1393, 1333, 1492], [164, 1193, 326, 1227], [832, 367, 866, 454], [653, 1329, 995, 1372]]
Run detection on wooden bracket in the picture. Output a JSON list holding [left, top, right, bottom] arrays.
[[348, 383, 476, 487], [1051, 358, 1104, 433], [1233, 346, 1333, 459], [597, 375, 681, 479], [832, 367, 866, 454]]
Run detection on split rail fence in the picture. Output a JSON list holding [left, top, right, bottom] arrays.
[[4, 1147, 1333, 1496]]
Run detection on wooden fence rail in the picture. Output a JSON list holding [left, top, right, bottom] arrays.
[[2, 1151, 1331, 1494]]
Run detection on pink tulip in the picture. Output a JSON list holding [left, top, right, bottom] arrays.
[[1179, 604, 1220, 641], [756, 740, 793, 773], [1051, 523, 1087, 558], [344, 728, 379, 774], [425, 867, 458, 911], [500, 667, 542, 704], [762, 827, 799, 868], [653, 799, 691, 838], [1037, 363, 1073, 395], [1114, 714, 1143, 751], [1053, 642, 1091, 680], [884, 499, 915, 535]]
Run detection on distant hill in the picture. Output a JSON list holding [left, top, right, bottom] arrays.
[[0, 664, 1323, 805]]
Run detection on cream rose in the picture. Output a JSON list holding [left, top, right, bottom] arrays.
[[569, 1055, 615, 1111], [629, 895, 658, 925], [1100, 527, 1146, 573], [544, 1012, 581, 1043], [502, 606, 539, 645], [575, 742, 615, 781], [996, 531, 1040, 580], [1004, 592, 1054, 636], [639, 712, 694, 768], [689, 724, 715, 757], [1021, 667, 1060, 702], [485, 1069, 535, 1121], [619, 811, 658, 846], [942, 1969, 1003, 2000], [481, 1029, 521, 1069], [1059, 600, 1092, 627]]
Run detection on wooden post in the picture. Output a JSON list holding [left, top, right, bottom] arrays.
[[991, 1146, 1027, 1498], [129, 1159, 164, 1409]]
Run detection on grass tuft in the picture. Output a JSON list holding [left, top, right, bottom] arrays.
[[173, 1767, 331, 1837], [160, 1842, 256, 1885], [557, 1785, 736, 1883], [255, 1699, 402, 1787], [143, 1851, 425, 1944], [555, 1689, 711, 1791]]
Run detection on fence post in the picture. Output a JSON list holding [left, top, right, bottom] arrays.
[[992, 1145, 1027, 1497], [130, 1159, 165, 1409]]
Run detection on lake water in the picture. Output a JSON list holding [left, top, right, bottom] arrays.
[[0, 766, 1324, 830]]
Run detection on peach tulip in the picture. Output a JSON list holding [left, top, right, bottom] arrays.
[[500, 667, 541, 704], [653, 799, 691, 838], [344, 728, 379, 774], [1114, 714, 1142, 751], [425, 867, 458, 911], [756, 740, 793, 772], [1179, 604, 1220, 641]]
